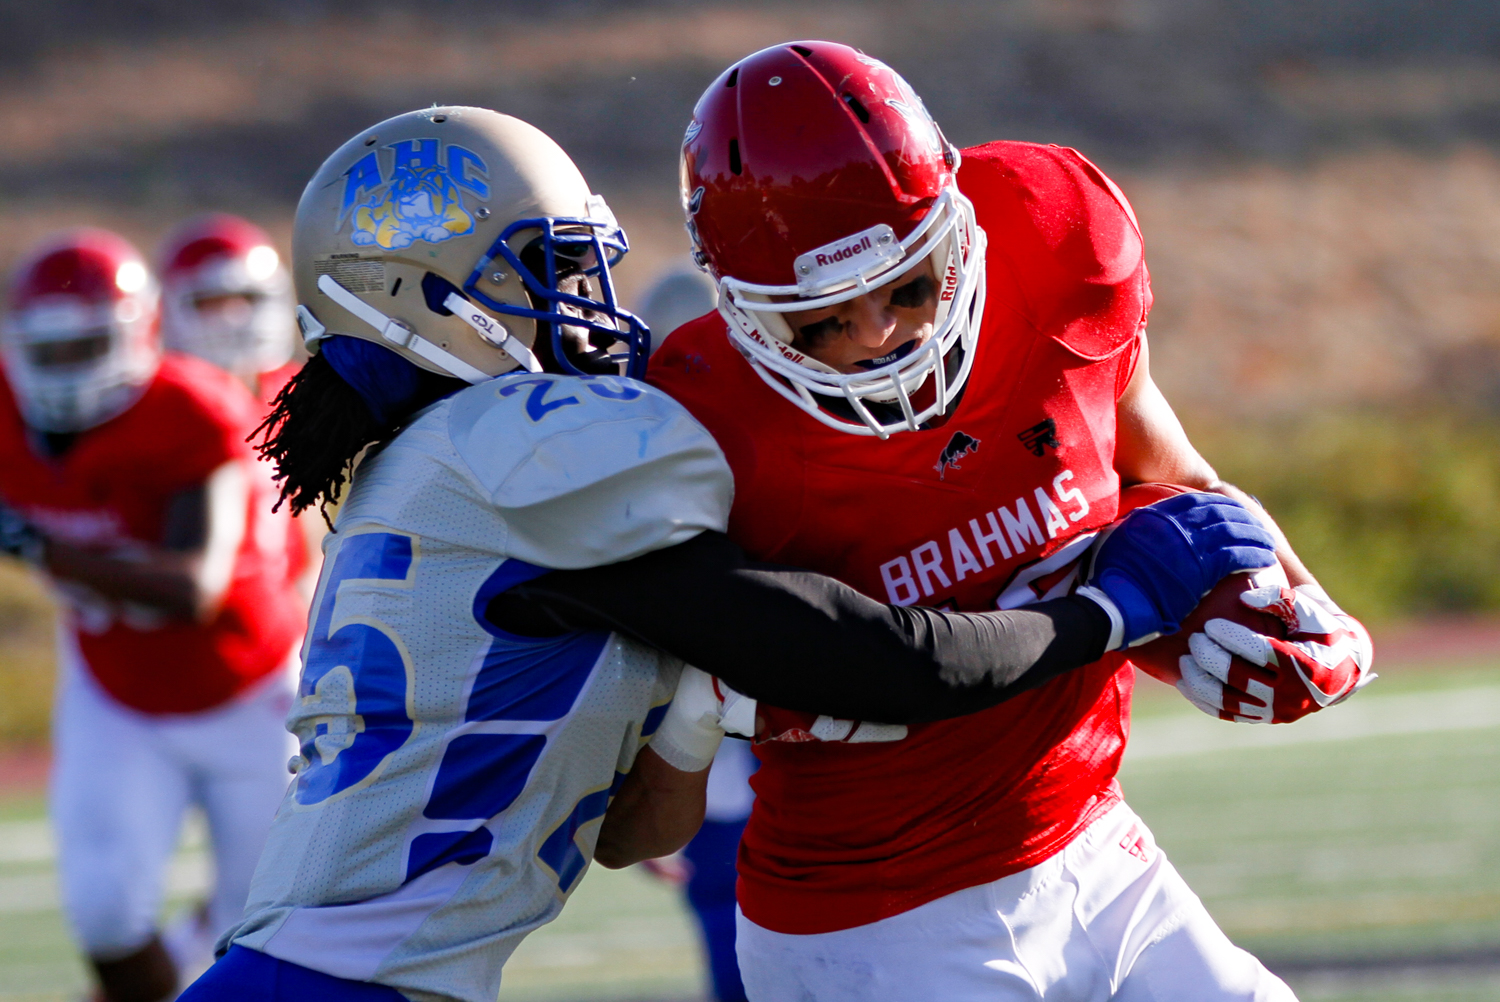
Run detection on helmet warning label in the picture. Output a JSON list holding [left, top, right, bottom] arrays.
[[314, 254, 386, 295]]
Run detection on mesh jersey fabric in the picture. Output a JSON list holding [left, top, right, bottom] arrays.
[[225, 372, 732, 1002]]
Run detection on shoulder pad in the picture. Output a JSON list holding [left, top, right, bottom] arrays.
[[959, 142, 1150, 361], [448, 374, 733, 568]]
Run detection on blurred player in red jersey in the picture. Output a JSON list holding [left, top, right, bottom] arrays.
[[0, 230, 307, 1002], [158, 214, 300, 408], [158, 215, 317, 596], [646, 41, 1373, 1001]]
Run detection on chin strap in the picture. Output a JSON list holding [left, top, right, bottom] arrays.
[[314, 274, 494, 384], [441, 291, 542, 374]]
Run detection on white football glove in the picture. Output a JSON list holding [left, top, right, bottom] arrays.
[[649, 666, 909, 772], [1177, 584, 1374, 724], [649, 666, 757, 772]]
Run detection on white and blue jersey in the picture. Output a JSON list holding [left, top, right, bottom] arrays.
[[223, 372, 732, 1002]]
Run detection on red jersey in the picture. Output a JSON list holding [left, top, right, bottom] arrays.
[[253, 358, 313, 584], [649, 142, 1150, 934], [0, 352, 307, 714], [255, 360, 300, 412]]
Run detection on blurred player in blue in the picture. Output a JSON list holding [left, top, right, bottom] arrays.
[[685, 740, 755, 1002], [176, 107, 1277, 1002]]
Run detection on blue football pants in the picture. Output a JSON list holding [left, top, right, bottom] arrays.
[[178, 945, 405, 1002]]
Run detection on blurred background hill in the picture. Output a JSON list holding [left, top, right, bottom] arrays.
[[2, 5, 1500, 1001], [1, 0, 1496, 627], [0, 0, 1497, 736], [0, 0, 1496, 718]]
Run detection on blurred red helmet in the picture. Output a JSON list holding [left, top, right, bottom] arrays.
[[158, 213, 294, 379], [2, 229, 160, 432], [681, 41, 987, 437]]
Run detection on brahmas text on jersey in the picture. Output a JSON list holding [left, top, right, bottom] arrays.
[[0, 353, 305, 714], [649, 142, 1149, 935], [225, 372, 732, 1002]]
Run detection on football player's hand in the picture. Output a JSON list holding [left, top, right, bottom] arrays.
[[0, 502, 43, 563], [650, 666, 757, 772], [1078, 492, 1276, 650], [638, 854, 691, 886], [1176, 584, 1374, 723]]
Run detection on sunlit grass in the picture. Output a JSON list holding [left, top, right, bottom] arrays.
[[1, 664, 1496, 1001], [1124, 723, 1500, 960]]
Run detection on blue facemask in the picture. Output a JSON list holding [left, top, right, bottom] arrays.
[[461, 212, 650, 380]]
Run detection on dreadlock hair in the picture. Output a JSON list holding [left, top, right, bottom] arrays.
[[256, 246, 595, 524], [252, 351, 464, 527]]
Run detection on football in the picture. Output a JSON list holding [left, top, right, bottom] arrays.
[[1112, 483, 1290, 686]]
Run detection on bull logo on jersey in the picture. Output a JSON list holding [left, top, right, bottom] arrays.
[[340, 138, 491, 250], [1018, 418, 1060, 457], [935, 430, 981, 479]]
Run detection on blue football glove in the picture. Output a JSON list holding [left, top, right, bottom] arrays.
[[1078, 492, 1277, 650], [0, 501, 43, 563]]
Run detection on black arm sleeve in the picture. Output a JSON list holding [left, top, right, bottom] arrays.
[[487, 531, 1111, 724]]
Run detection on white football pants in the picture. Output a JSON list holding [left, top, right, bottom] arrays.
[[50, 634, 298, 961], [736, 802, 1296, 1001]]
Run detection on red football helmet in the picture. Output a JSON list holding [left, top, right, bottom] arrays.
[[2, 229, 160, 432], [681, 41, 987, 437], [158, 213, 294, 380]]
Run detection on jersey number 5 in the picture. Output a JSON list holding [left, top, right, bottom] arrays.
[[294, 531, 418, 806]]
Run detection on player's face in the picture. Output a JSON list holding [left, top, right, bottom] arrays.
[[191, 292, 258, 326], [522, 237, 619, 375], [25, 328, 112, 368], [781, 256, 939, 373]]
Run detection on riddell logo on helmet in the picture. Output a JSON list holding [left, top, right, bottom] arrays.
[[794, 224, 902, 287], [740, 323, 808, 364], [815, 236, 875, 268]]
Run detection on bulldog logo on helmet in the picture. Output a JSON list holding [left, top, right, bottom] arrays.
[[339, 139, 491, 250]]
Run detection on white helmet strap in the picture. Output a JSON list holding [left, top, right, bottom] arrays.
[[440, 291, 542, 374], [313, 273, 496, 384]]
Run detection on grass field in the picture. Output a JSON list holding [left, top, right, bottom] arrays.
[[0, 662, 1496, 1001], [1126, 665, 1500, 1000]]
